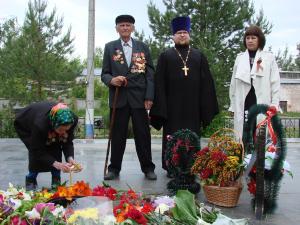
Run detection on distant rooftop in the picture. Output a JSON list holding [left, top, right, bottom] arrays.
[[81, 68, 102, 76]]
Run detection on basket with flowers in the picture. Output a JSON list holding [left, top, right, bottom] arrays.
[[191, 128, 244, 207]]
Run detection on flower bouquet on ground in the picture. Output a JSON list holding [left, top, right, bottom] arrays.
[[0, 182, 249, 225], [0, 183, 66, 224], [191, 128, 244, 207], [164, 129, 201, 195]]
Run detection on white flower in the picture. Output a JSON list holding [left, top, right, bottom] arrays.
[[25, 208, 41, 220], [9, 198, 22, 210], [153, 196, 175, 208], [101, 215, 116, 225], [23, 192, 32, 201], [52, 206, 65, 217], [155, 203, 170, 214], [6, 183, 19, 196], [245, 153, 292, 175], [197, 218, 211, 225]]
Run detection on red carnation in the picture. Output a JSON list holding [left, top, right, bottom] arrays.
[[172, 153, 180, 165], [196, 147, 209, 157], [125, 208, 147, 225], [200, 168, 213, 179], [247, 178, 256, 195], [141, 202, 154, 214]]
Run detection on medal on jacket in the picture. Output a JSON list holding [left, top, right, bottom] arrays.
[[174, 46, 191, 76]]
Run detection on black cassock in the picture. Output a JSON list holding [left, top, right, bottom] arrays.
[[150, 45, 219, 170]]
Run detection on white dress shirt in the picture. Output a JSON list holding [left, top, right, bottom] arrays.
[[121, 39, 132, 65]]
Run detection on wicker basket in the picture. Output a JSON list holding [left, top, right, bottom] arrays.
[[204, 128, 244, 207], [203, 182, 243, 207]]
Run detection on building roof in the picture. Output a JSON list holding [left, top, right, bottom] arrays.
[[281, 79, 300, 84]]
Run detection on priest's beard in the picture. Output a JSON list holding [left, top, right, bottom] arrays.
[[175, 40, 190, 47]]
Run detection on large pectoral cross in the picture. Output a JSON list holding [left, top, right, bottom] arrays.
[[182, 65, 189, 76]]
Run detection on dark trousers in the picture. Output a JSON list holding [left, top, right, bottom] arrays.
[[27, 169, 61, 179], [108, 104, 155, 173]]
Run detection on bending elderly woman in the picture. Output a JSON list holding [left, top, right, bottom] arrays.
[[14, 101, 80, 191]]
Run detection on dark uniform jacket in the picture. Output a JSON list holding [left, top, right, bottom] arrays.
[[14, 101, 78, 172], [101, 38, 154, 108]]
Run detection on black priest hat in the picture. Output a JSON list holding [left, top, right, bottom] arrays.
[[171, 16, 191, 34]]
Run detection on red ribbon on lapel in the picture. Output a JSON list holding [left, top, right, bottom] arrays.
[[254, 106, 277, 145]]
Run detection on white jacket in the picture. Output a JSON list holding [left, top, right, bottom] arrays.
[[229, 49, 280, 137]]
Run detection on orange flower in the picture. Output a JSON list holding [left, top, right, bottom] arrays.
[[51, 181, 92, 200]]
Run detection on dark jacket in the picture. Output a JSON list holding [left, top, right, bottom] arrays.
[[101, 38, 155, 108], [14, 101, 78, 172]]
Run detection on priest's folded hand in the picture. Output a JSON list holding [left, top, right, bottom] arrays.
[[144, 100, 153, 110]]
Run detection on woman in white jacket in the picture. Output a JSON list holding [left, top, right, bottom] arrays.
[[229, 25, 280, 137]]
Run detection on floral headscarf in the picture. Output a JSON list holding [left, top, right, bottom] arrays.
[[49, 103, 74, 129]]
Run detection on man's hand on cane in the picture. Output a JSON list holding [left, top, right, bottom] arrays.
[[110, 76, 127, 87]]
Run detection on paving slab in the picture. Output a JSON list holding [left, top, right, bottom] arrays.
[[0, 138, 299, 224]]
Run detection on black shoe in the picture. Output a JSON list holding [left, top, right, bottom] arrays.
[[104, 171, 119, 180], [145, 171, 157, 180], [167, 171, 174, 178], [51, 176, 61, 188], [25, 177, 37, 191]]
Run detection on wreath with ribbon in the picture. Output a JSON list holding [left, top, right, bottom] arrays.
[[243, 104, 287, 214], [165, 129, 201, 195]]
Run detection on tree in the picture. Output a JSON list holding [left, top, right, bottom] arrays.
[[82, 47, 104, 68], [296, 43, 300, 70], [137, 0, 272, 109], [14, 0, 80, 101], [0, 18, 28, 102], [275, 46, 297, 71]]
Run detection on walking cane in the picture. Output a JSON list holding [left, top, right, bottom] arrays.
[[103, 86, 120, 176]]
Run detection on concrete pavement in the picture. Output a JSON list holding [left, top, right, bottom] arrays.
[[0, 138, 299, 225]]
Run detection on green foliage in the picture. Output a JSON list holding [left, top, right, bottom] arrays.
[[138, 0, 272, 109], [294, 43, 300, 70], [0, 106, 17, 138], [171, 190, 198, 225], [275, 46, 298, 71], [201, 111, 232, 138], [0, 0, 82, 104], [281, 111, 300, 117], [82, 47, 104, 68]]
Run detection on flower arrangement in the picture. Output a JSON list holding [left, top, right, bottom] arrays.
[[112, 48, 125, 64], [243, 104, 291, 214], [191, 131, 244, 187], [164, 129, 201, 194], [131, 52, 146, 73], [245, 141, 293, 195], [0, 183, 65, 224]]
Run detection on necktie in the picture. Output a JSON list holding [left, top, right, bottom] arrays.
[[123, 42, 132, 65]]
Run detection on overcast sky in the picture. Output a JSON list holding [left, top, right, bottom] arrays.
[[0, 0, 299, 60]]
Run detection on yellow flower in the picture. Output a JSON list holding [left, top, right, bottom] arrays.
[[67, 208, 98, 224]]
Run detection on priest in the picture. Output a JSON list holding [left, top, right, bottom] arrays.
[[150, 16, 219, 176]]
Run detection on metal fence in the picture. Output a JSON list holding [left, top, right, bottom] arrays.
[[1, 116, 300, 138], [222, 116, 300, 138]]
